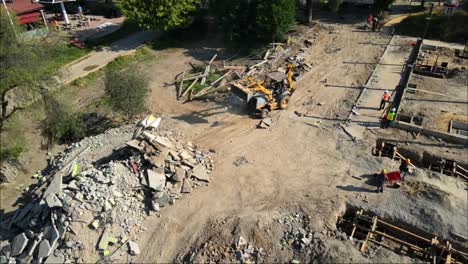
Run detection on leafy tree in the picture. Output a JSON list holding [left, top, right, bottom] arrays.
[[104, 68, 149, 115], [117, 0, 201, 30], [212, 0, 296, 44], [0, 10, 65, 131]]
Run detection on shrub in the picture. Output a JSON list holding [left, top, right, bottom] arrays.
[[42, 95, 85, 144], [104, 68, 149, 115], [0, 143, 25, 163]]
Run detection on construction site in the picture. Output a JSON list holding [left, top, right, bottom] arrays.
[[0, 1, 467, 264]]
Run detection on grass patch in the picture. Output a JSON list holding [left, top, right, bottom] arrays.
[[396, 9, 468, 43], [85, 20, 140, 48]]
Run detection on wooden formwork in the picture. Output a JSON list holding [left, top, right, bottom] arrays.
[[348, 210, 468, 264]]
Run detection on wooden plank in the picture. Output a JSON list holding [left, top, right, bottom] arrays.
[[395, 151, 417, 168], [210, 71, 232, 86], [200, 54, 218, 85], [377, 219, 432, 243], [181, 78, 199, 98], [177, 71, 185, 99], [179, 74, 208, 82], [457, 165, 468, 173], [250, 60, 268, 69]]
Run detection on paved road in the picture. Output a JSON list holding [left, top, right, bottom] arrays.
[[351, 35, 416, 127], [60, 31, 156, 84]]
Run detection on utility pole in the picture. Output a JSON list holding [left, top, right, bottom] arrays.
[[1, 0, 18, 38], [422, 3, 435, 41]]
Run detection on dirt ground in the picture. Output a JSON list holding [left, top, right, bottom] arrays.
[[401, 70, 468, 132], [2, 16, 467, 263]]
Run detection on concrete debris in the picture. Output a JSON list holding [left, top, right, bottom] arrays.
[[37, 240, 52, 258], [258, 118, 272, 129], [237, 236, 247, 247], [1, 121, 214, 263], [147, 169, 166, 191], [191, 165, 210, 182], [10, 233, 28, 257], [128, 241, 140, 256], [45, 194, 63, 208], [180, 178, 192, 193]]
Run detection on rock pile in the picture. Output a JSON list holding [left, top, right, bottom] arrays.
[[183, 236, 265, 263], [0, 123, 214, 263], [278, 213, 314, 251]]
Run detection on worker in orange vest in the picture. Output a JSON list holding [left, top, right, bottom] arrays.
[[380, 90, 390, 110]]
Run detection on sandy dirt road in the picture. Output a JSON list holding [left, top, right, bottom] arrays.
[[131, 23, 392, 262]]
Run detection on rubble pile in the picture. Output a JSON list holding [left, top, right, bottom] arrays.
[[0, 123, 214, 263], [278, 213, 314, 251], [183, 236, 265, 263]]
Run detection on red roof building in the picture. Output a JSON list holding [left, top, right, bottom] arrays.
[[3, 0, 44, 24]]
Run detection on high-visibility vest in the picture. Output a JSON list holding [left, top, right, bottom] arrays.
[[383, 93, 390, 101], [387, 112, 396, 121]]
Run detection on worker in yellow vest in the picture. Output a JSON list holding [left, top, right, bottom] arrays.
[[384, 108, 396, 128]]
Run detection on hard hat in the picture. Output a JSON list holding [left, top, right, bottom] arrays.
[[384, 90, 388, 93], [406, 159, 411, 164], [391, 108, 396, 112], [381, 169, 387, 174]]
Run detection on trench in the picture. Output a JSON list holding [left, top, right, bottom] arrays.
[[336, 206, 468, 263], [373, 139, 468, 180]]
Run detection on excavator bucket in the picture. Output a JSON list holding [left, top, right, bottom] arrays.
[[231, 83, 252, 102]]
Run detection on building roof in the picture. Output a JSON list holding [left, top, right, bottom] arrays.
[[5, 0, 43, 16]]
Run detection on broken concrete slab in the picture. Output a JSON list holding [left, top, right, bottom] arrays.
[[180, 178, 192, 193], [258, 118, 272, 129], [11, 233, 28, 257], [128, 241, 140, 256], [153, 191, 171, 207], [126, 139, 144, 151], [191, 164, 210, 182], [169, 150, 180, 161], [43, 174, 62, 198], [147, 169, 166, 191], [237, 236, 247, 247], [44, 251, 65, 264], [154, 136, 174, 149], [25, 235, 42, 256], [179, 150, 192, 161], [67, 180, 79, 190], [148, 150, 169, 168], [37, 240, 52, 259], [45, 194, 63, 208], [44, 225, 60, 248], [173, 167, 186, 182]]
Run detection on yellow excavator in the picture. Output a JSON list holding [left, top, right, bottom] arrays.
[[232, 64, 294, 118]]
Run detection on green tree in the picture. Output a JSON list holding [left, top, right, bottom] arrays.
[[0, 10, 64, 131], [104, 68, 149, 115], [212, 0, 296, 44], [117, 0, 201, 30]]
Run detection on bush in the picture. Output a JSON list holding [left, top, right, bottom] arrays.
[[0, 143, 25, 163], [104, 68, 149, 115], [42, 95, 86, 144]]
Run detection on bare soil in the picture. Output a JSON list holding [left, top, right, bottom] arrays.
[[2, 19, 467, 263]]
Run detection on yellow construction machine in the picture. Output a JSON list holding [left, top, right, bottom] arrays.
[[232, 64, 294, 118]]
